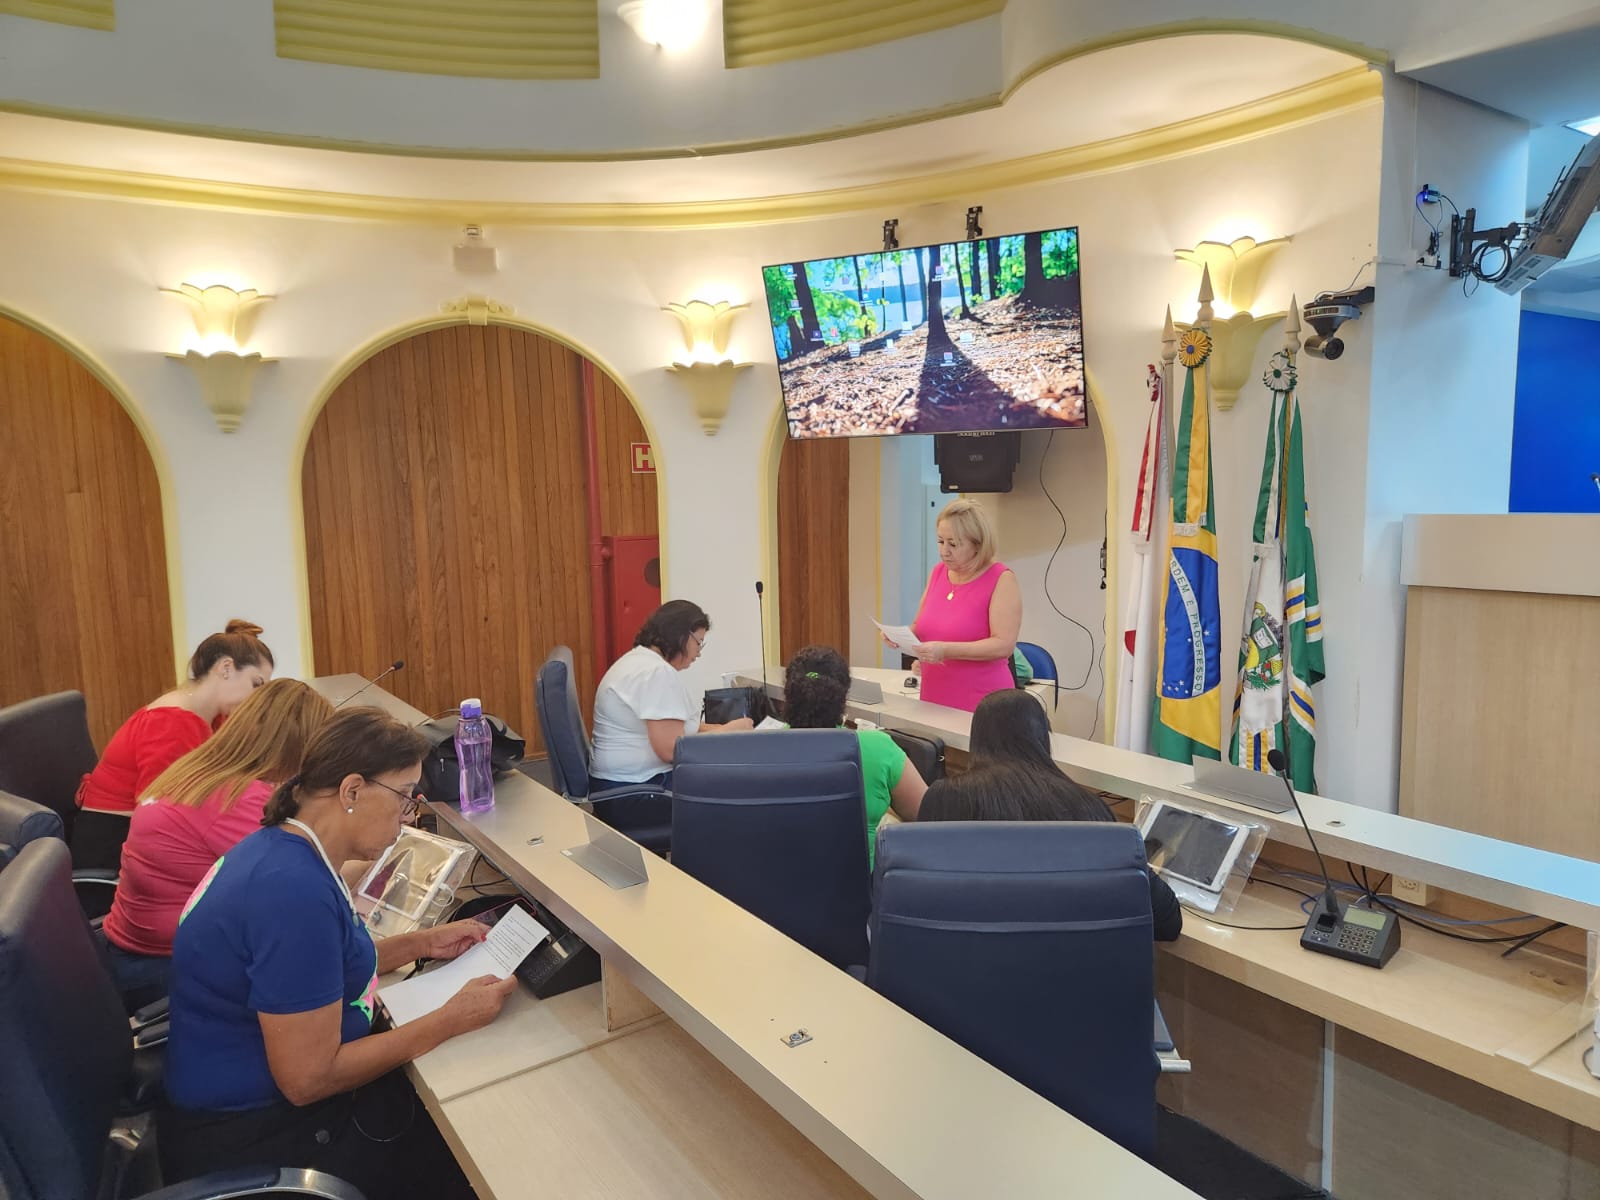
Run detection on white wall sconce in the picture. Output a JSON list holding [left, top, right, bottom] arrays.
[[664, 299, 752, 436], [162, 283, 275, 433], [1174, 237, 1289, 410], [618, 0, 709, 52]]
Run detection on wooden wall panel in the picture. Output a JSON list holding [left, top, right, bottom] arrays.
[[0, 315, 174, 748], [777, 437, 851, 664], [303, 325, 653, 755], [1399, 586, 1600, 860], [593, 369, 657, 538]]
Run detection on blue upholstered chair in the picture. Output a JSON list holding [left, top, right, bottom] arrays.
[[0, 838, 363, 1200], [1016, 641, 1059, 708], [868, 821, 1159, 1157], [670, 729, 870, 969], [534, 645, 672, 852]]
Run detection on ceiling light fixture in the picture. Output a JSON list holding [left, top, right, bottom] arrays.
[[1567, 115, 1600, 136], [618, 0, 708, 53]]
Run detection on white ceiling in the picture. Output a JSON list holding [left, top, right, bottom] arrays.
[[0, 36, 1363, 206]]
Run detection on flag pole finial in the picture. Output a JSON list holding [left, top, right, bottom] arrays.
[[1196, 264, 1215, 330], [1161, 305, 1177, 365], [1285, 294, 1302, 359]]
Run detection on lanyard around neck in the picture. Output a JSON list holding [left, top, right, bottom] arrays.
[[284, 817, 355, 913]]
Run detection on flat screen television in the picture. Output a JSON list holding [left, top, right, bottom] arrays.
[[762, 226, 1087, 440]]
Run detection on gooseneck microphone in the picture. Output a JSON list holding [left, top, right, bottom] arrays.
[[1265, 747, 1339, 924], [754, 581, 769, 715], [337, 659, 405, 708]]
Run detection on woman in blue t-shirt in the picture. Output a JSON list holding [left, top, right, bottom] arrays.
[[159, 708, 516, 1199]]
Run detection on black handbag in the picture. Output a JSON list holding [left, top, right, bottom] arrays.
[[886, 728, 946, 783], [418, 713, 526, 804], [701, 685, 771, 726]]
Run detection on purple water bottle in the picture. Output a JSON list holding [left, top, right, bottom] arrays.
[[455, 698, 495, 814]]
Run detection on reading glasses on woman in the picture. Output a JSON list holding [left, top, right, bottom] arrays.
[[365, 775, 424, 822]]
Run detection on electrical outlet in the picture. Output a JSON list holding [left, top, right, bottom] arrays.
[[1391, 876, 1429, 906]]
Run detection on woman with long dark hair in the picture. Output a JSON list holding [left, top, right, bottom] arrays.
[[922, 691, 1181, 939], [782, 645, 926, 867]]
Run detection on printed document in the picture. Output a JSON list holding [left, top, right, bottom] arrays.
[[873, 620, 926, 658], [379, 905, 550, 1025]]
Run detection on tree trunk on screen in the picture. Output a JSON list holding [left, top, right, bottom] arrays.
[[955, 244, 975, 320], [987, 238, 1002, 298], [896, 252, 913, 328], [790, 263, 823, 347], [1019, 233, 1048, 305], [913, 246, 928, 324], [925, 252, 952, 354]]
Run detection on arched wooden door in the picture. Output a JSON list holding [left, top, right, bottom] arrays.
[[301, 324, 657, 755], [777, 436, 851, 663], [0, 315, 175, 747]]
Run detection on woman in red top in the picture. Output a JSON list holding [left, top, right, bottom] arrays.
[[898, 498, 1022, 713], [99, 676, 332, 1010], [74, 620, 274, 871]]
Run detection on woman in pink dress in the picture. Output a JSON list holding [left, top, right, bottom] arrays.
[[902, 498, 1022, 713]]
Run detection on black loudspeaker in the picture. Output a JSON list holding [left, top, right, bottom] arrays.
[[935, 432, 1021, 493]]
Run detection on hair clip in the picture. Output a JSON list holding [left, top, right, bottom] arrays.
[[805, 671, 820, 678]]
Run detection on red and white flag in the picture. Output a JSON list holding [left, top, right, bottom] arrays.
[[1115, 364, 1168, 752]]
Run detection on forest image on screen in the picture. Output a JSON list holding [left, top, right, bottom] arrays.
[[764, 228, 1086, 439]]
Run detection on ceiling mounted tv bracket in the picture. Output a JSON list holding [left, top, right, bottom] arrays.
[[966, 206, 983, 241], [882, 219, 899, 252]]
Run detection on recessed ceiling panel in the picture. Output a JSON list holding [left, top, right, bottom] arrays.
[[273, 0, 599, 80], [723, 0, 1002, 69], [0, 0, 112, 30]]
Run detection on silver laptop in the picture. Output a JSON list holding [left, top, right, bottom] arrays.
[[1184, 758, 1294, 813], [847, 677, 884, 705]]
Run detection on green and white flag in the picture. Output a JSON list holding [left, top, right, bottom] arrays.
[[1230, 352, 1325, 792]]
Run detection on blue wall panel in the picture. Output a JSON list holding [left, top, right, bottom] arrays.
[[1509, 309, 1600, 513]]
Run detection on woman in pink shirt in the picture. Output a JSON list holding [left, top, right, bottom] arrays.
[[99, 678, 334, 1010], [901, 498, 1023, 713]]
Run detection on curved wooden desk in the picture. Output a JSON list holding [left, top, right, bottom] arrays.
[[312, 674, 1199, 1200]]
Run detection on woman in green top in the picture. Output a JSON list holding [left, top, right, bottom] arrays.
[[783, 646, 927, 866]]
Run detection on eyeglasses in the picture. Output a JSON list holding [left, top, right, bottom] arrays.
[[364, 776, 425, 821], [690, 632, 707, 650]]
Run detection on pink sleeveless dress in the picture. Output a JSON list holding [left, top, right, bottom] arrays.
[[913, 561, 1013, 713]]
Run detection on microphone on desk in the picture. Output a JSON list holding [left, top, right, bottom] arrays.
[[336, 659, 405, 708], [1266, 748, 1339, 926], [754, 581, 771, 719]]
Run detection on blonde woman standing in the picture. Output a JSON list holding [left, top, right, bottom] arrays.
[[898, 498, 1022, 713]]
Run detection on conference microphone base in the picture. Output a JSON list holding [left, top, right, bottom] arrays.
[[1299, 896, 1401, 969]]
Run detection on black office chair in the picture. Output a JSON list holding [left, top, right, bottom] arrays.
[[0, 690, 98, 844], [0, 788, 66, 868], [671, 729, 870, 970], [868, 821, 1159, 1158], [0, 839, 365, 1200], [533, 645, 671, 852], [0, 786, 120, 916]]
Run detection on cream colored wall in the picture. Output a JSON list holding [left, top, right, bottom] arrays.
[[838, 102, 1386, 793], [0, 100, 1388, 792]]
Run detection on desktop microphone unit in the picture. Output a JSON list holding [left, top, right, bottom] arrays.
[[1266, 748, 1399, 968], [337, 659, 405, 708]]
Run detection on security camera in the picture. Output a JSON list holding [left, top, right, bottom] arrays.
[[1302, 285, 1374, 360]]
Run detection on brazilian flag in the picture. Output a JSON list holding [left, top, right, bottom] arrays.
[[1151, 330, 1222, 763]]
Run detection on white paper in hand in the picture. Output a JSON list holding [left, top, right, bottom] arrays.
[[379, 905, 550, 1026], [873, 620, 925, 659]]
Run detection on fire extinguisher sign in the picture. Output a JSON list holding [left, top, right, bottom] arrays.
[[630, 443, 655, 474]]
